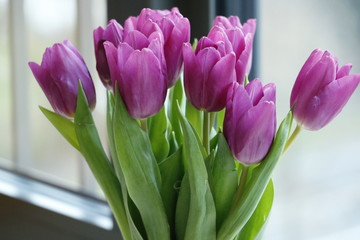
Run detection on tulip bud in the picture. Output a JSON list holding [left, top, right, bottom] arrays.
[[125, 8, 190, 87], [183, 26, 236, 112], [29, 40, 96, 118], [213, 16, 256, 84], [93, 19, 123, 90], [224, 79, 276, 165], [290, 49, 360, 130], [104, 26, 167, 119]]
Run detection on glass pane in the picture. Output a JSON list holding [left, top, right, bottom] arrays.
[[0, 0, 13, 167], [26, 0, 80, 189], [260, 1, 360, 239]]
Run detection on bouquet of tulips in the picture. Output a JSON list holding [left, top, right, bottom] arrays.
[[29, 7, 360, 240]]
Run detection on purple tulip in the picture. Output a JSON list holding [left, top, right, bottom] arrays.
[[224, 79, 276, 165], [290, 49, 360, 130], [124, 8, 190, 87], [213, 16, 256, 84], [183, 26, 236, 112], [29, 40, 96, 118], [104, 25, 167, 119], [93, 19, 123, 90]]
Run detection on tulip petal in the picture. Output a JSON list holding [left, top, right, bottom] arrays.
[[197, 47, 222, 109], [123, 30, 150, 50], [233, 101, 276, 165], [224, 83, 252, 153], [103, 19, 123, 45], [236, 34, 253, 84], [294, 52, 336, 120], [162, 17, 190, 87], [262, 83, 276, 103], [206, 52, 236, 111], [104, 41, 121, 88], [290, 49, 324, 106], [242, 19, 256, 36], [301, 74, 360, 130], [225, 28, 245, 60], [120, 49, 166, 118], [123, 16, 138, 35], [183, 43, 203, 110], [336, 63, 352, 79], [245, 78, 263, 106], [29, 62, 69, 116]]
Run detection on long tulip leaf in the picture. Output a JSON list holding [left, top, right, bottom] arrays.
[[39, 106, 80, 151], [176, 103, 216, 240], [74, 83, 131, 240], [212, 133, 238, 229], [113, 90, 170, 240], [217, 111, 293, 239], [106, 91, 144, 240], [159, 147, 184, 238], [148, 107, 170, 162], [168, 78, 184, 145], [236, 179, 274, 240]]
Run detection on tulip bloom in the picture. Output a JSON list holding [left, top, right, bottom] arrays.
[[290, 49, 360, 130], [29, 40, 96, 118], [94, 20, 123, 89], [213, 16, 256, 84], [124, 8, 190, 87], [183, 26, 236, 112], [104, 25, 167, 119], [224, 79, 276, 165]]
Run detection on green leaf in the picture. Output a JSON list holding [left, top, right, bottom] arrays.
[[217, 111, 293, 240], [168, 78, 184, 145], [113, 90, 170, 240], [175, 173, 191, 240], [236, 179, 274, 240], [176, 103, 216, 240], [39, 106, 80, 151], [159, 147, 184, 239], [74, 84, 131, 240], [106, 91, 144, 240], [212, 133, 238, 229], [216, 108, 225, 130], [148, 107, 170, 162], [185, 99, 203, 140]]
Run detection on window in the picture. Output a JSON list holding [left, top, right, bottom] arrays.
[[260, 1, 360, 239], [1, 0, 107, 195], [1, 0, 360, 239]]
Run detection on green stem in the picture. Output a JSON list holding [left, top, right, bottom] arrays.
[[210, 112, 216, 131], [140, 119, 148, 132], [283, 124, 301, 153], [203, 110, 210, 154], [230, 165, 249, 211]]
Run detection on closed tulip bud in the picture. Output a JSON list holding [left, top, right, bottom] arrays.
[[290, 49, 360, 130], [93, 19, 123, 90], [213, 16, 256, 84], [104, 27, 167, 119], [224, 79, 276, 165], [183, 26, 236, 112], [29, 40, 96, 118], [124, 8, 190, 87]]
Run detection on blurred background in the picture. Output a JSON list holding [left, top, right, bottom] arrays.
[[0, 0, 360, 239]]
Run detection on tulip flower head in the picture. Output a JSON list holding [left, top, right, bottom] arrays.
[[124, 7, 190, 87], [213, 16, 256, 84], [224, 79, 276, 165], [93, 19, 123, 89], [183, 26, 236, 112], [29, 40, 96, 118], [290, 49, 360, 130], [104, 21, 167, 119]]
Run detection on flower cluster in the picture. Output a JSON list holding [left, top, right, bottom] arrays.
[[29, 7, 360, 240]]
